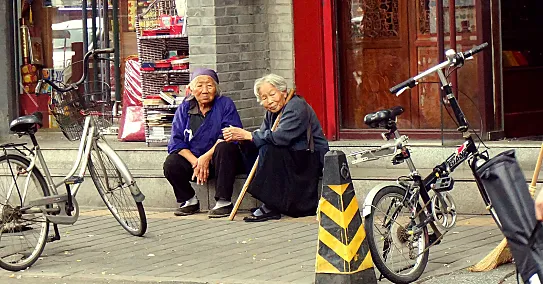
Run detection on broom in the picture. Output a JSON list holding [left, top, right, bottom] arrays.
[[469, 142, 543, 272], [228, 88, 296, 221]]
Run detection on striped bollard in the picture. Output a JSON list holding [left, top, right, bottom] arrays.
[[315, 150, 377, 284]]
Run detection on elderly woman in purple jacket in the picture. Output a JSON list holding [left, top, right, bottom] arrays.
[[163, 68, 254, 218]]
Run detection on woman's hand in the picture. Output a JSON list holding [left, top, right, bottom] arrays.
[[536, 189, 543, 220], [192, 152, 212, 185], [222, 126, 252, 142]]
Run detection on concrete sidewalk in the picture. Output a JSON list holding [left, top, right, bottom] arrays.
[[0, 209, 514, 284]]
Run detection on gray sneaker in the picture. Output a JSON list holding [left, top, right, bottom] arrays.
[[208, 204, 233, 218], [174, 202, 200, 216]]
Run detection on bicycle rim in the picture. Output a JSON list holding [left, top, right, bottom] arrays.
[[365, 187, 429, 283], [88, 147, 146, 236], [0, 155, 49, 271]]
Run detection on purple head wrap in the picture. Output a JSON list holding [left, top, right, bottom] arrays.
[[190, 68, 219, 83]]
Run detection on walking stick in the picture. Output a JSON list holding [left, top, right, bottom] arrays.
[[228, 88, 296, 221], [469, 142, 543, 272]]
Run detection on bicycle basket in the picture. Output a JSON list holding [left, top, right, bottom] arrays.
[[49, 81, 113, 141]]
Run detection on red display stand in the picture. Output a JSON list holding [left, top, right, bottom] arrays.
[[19, 93, 50, 128]]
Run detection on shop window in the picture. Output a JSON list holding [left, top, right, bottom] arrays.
[[418, 0, 477, 36], [349, 0, 400, 39]]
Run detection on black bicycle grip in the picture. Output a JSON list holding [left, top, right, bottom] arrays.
[[93, 48, 115, 54], [463, 42, 488, 59], [389, 78, 416, 94]]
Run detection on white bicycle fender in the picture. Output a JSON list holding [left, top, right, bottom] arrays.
[[361, 182, 407, 218]]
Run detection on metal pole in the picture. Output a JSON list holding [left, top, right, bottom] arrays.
[[103, 0, 110, 99], [112, 0, 121, 103], [91, 0, 98, 87], [449, 0, 458, 98], [437, 0, 445, 144], [82, 0, 89, 54]]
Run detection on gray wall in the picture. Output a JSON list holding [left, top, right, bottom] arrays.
[[187, 0, 295, 130], [267, 0, 294, 88], [0, 1, 17, 135]]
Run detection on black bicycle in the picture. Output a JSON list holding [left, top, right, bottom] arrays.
[[348, 43, 500, 283]]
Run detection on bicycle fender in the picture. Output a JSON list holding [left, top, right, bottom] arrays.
[[96, 140, 146, 202], [362, 182, 407, 218]]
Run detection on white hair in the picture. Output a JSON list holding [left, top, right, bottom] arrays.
[[188, 75, 221, 96], [253, 73, 287, 103]]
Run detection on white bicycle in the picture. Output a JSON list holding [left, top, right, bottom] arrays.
[[0, 48, 147, 271]]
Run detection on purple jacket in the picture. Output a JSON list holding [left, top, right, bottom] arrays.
[[167, 96, 242, 157]]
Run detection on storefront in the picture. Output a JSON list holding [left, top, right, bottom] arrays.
[[293, 0, 543, 141], [5, 0, 542, 141]]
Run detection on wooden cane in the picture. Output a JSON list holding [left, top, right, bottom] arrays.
[[529, 142, 543, 197], [228, 89, 296, 221]]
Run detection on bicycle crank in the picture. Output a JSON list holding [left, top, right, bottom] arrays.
[[431, 192, 457, 230]]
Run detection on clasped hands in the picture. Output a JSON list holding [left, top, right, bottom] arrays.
[[191, 126, 252, 185], [221, 125, 252, 142]]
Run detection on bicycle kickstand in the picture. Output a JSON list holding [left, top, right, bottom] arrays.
[[48, 223, 61, 243]]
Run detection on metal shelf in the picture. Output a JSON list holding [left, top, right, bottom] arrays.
[[144, 104, 180, 109], [139, 34, 187, 40], [141, 69, 190, 74]]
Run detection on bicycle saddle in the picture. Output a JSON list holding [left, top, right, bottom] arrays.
[[364, 106, 404, 128], [10, 112, 43, 133]]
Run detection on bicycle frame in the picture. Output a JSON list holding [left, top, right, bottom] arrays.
[[4, 115, 143, 222]]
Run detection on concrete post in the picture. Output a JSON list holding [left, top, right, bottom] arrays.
[[0, 0, 17, 136]]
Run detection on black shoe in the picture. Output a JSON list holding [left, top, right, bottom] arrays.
[[174, 202, 200, 216], [208, 204, 233, 218], [243, 211, 281, 222]]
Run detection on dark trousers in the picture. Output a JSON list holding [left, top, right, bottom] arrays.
[[163, 142, 255, 203]]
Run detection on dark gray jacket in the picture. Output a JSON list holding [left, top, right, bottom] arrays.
[[252, 95, 329, 164]]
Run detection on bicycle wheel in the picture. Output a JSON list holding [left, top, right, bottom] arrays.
[[0, 154, 49, 271], [88, 147, 147, 236], [364, 186, 429, 284]]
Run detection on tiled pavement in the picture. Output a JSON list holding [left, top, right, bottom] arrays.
[[0, 209, 512, 284]]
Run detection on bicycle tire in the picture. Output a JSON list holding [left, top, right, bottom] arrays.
[[88, 147, 147, 237], [0, 154, 49, 271], [364, 186, 429, 284]]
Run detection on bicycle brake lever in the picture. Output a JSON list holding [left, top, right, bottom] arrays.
[[395, 86, 409, 97]]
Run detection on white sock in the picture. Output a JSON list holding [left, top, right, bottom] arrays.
[[181, 195, 198, 208], [212, 200, 232, 210]]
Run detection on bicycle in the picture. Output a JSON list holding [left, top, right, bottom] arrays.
[[0, 48, 147, 272], [349, 42, 500, 283]]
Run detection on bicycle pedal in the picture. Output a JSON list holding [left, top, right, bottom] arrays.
[[432, 176, 454, 192], [64, 176, 84, 185]]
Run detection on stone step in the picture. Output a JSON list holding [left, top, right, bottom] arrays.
[[2, 132, 542, 214]]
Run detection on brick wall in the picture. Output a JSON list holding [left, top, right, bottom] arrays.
[[267, 0, 294, 88], [187, 0, 295, 130]]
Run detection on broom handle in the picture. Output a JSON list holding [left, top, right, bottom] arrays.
[[228, 89, 296, 221], [531, 143, 543, 188]]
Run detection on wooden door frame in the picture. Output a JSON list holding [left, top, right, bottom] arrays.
[[331, 0, 498, 140]]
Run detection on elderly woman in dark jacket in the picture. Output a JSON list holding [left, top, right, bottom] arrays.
[[223, 74, 329, 222], [164, 68, 253, 218]]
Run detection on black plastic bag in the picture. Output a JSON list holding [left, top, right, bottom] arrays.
[[474, 149, 543, 283]]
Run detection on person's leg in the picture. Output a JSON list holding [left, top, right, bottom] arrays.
[[208, 142, 242, 217], [163, 153, 200, 215]]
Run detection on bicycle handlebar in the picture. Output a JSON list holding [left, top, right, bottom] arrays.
[[389, 42, 488, 95], [35, 48, 115, 94]]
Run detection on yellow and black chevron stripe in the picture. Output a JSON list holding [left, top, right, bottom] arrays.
[[316, 182, 373, 274]]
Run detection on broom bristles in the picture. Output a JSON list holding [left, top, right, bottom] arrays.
[[468, 238, 512, 272]]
